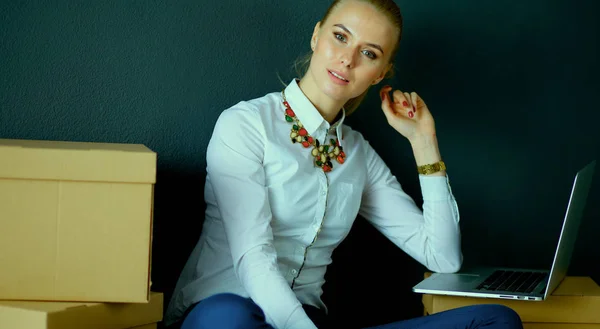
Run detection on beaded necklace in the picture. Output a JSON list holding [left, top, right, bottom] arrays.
[[282, 90, 346, 172]]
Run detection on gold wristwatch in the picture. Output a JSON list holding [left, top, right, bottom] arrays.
[[417, 160, 446, 175]]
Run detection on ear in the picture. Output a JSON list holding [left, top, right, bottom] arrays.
[[311, 21, 321, 51], [372, 63, 393, 85]]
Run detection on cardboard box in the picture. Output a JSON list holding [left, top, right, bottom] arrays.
[[0, 291, 163, 329], [422, 274, 600, 327], [0, 139, 157, 303]]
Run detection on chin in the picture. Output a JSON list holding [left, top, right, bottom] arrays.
[[320, 84, 348, 101], [319, 78, 363, 101], [328, 85, 368, 103]]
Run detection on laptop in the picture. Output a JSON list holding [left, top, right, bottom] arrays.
[[412, 160, 596, 301]]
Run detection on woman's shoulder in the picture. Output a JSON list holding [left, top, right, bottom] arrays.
[[221, 91, 281, 118], [340, 123, 369, 146], [213, 91, 281, 135], [338, 123, 386, 160]]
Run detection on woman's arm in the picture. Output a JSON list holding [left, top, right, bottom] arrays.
[[358, 138, 462, 273], [207, 106, 317, 329], [357, 86, 461, 272]]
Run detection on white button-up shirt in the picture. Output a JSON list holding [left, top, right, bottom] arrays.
[[165, 79, 462, 329]]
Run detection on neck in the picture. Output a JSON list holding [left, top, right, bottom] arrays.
[[297, 76, 346, 124]]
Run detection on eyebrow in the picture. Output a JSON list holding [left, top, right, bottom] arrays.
[[333, 24, 385, 55]]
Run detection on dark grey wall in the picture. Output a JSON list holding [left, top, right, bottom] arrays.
[[2, 1, 599, 327]]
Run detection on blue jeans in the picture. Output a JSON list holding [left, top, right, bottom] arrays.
[[180, 293, 523, 329]]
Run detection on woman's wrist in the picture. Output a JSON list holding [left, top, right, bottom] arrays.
[[410, 134, 446, 176]]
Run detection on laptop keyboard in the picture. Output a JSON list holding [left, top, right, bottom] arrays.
[[475, 270, 547, 293]]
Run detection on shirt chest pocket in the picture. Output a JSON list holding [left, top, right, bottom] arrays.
[[323, 180, 362, 230]]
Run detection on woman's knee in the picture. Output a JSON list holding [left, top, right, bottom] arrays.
[[181, 293, 269, 329], [472, 304, 523, 328]]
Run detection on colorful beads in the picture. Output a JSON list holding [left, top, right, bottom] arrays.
[[282, 92, 347, 173]]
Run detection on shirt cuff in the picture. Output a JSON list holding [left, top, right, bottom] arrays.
[[418, 174, 454, 201], [285, 307, 318, 329]]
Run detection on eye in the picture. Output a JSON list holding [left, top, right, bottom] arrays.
[[333, 32, 347, 43], [362, 50, 377, 59]]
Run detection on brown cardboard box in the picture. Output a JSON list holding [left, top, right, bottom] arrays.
[[422, 274, 600, 328], [0, 139, 157, 303], [0, 291, 163, 329]]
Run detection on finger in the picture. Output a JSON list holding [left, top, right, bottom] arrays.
[[379, 85, 393, 104], [403, 92, 414, 112], [393, 90, 414, 118], [411, 92, 419, 111], [379, 86, 394, 115], [381, 87, 410, 123], [380, 87, 398, 121], [392, 90, 409, 109], [411, 92, 429, 115], [403, 92, 411, 103]]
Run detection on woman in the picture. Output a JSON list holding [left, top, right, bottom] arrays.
[[165, 0, 523, 328]]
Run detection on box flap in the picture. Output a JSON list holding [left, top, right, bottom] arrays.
[[0, 139, 156, 183], [0, 292, 163, 329]]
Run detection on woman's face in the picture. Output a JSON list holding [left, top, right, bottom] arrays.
[[308, 0, 399, 102]]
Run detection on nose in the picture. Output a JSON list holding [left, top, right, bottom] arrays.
[[339, 49, 355, 68]]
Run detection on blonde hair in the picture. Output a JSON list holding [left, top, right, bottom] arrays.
[[294, 0, 403, 116]]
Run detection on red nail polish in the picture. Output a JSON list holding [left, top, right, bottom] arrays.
[[408, 111, 414, 118], [402, 101, 409, 107]]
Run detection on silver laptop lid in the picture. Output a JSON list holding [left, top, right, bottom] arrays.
[[544, 160, 596, 298]]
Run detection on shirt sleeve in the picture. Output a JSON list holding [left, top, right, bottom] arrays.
[[358, 139, 463, 273], [206, 105, 317, 329]]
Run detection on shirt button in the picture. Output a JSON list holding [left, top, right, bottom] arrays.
[[321, 190, 327, 196], [291, 269, 298, 275]]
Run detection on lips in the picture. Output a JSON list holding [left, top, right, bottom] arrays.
[[328, 69, 349, 82]]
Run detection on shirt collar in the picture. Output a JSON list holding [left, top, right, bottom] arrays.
[[282, 79, 346, 144], [331, 109, 345, 145]]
